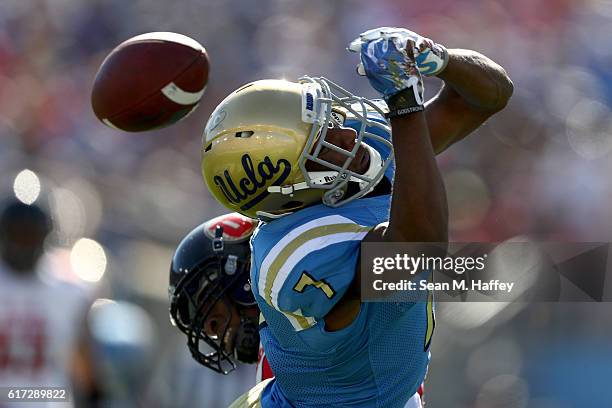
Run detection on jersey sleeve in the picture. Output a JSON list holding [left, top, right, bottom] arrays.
[[255, 215, 371, 331]]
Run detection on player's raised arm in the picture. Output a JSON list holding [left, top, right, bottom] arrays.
[[386, 96, 448, 243], [426, 48, 514, 153], [350, 27, 514, 154], [350, 29, 449, 243]]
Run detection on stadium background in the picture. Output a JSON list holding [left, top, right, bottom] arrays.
[[1, 0, 612, 406]]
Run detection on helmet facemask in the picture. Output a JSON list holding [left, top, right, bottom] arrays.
[[169, 256, 258, 374], [263, 76, 394, 218]]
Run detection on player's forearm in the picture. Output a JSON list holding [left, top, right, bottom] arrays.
[[386, 112, 448, 242], [436, 49, 513, 112]]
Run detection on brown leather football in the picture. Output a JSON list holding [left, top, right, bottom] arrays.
[[91, 32, 209, 132]]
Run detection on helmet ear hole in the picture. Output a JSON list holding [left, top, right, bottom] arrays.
[[204, 143, 212, 152], [235, 131, 254, 138]]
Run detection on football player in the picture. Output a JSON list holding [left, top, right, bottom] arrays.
[[201, 27, 513, 407], [0, 198, 102, 407], [168, 213, 273, 382]]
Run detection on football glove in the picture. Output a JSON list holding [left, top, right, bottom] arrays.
[[348, 30, 425, 112], [348, 27, 449, 77]]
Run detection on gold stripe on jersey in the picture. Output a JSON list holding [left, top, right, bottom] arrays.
[[264, 223, 370, 307], [281, 308, 316, 331]]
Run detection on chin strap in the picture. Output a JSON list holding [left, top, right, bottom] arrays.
[[267, 173, 334, 195], [267, 143, 383, 196]]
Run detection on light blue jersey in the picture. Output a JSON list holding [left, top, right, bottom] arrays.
[[249, 109, 433, 408]]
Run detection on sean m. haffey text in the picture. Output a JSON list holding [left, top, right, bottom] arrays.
[[366, 252, 515, 296]]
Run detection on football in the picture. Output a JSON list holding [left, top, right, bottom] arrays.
[[91, 32, 209, 132]]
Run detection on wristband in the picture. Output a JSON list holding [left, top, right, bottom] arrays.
[[385, 83, 424, 119], [387, 105, 424, 118]]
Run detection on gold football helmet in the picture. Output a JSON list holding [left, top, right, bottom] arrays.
[[201, 77, 393, 219]]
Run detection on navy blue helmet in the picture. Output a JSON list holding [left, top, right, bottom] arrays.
[[168, 213, 258, 374]]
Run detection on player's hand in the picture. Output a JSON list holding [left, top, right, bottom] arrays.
[[348, 27, 448, 78], [348, 29, 424, 104]]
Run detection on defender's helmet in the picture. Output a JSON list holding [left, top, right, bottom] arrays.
[[168, 213, 257, 374], [201, 77, 393, 219]]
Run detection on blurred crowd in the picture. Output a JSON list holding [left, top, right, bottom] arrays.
[[1, 0, 611, 407]]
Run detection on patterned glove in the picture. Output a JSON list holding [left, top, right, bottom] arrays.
[[352, 35, 424, 103], [348, 27, 449, 78], [347, 31, 425, 118]]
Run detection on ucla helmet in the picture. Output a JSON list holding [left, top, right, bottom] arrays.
[[201, 77, 393, 219]]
